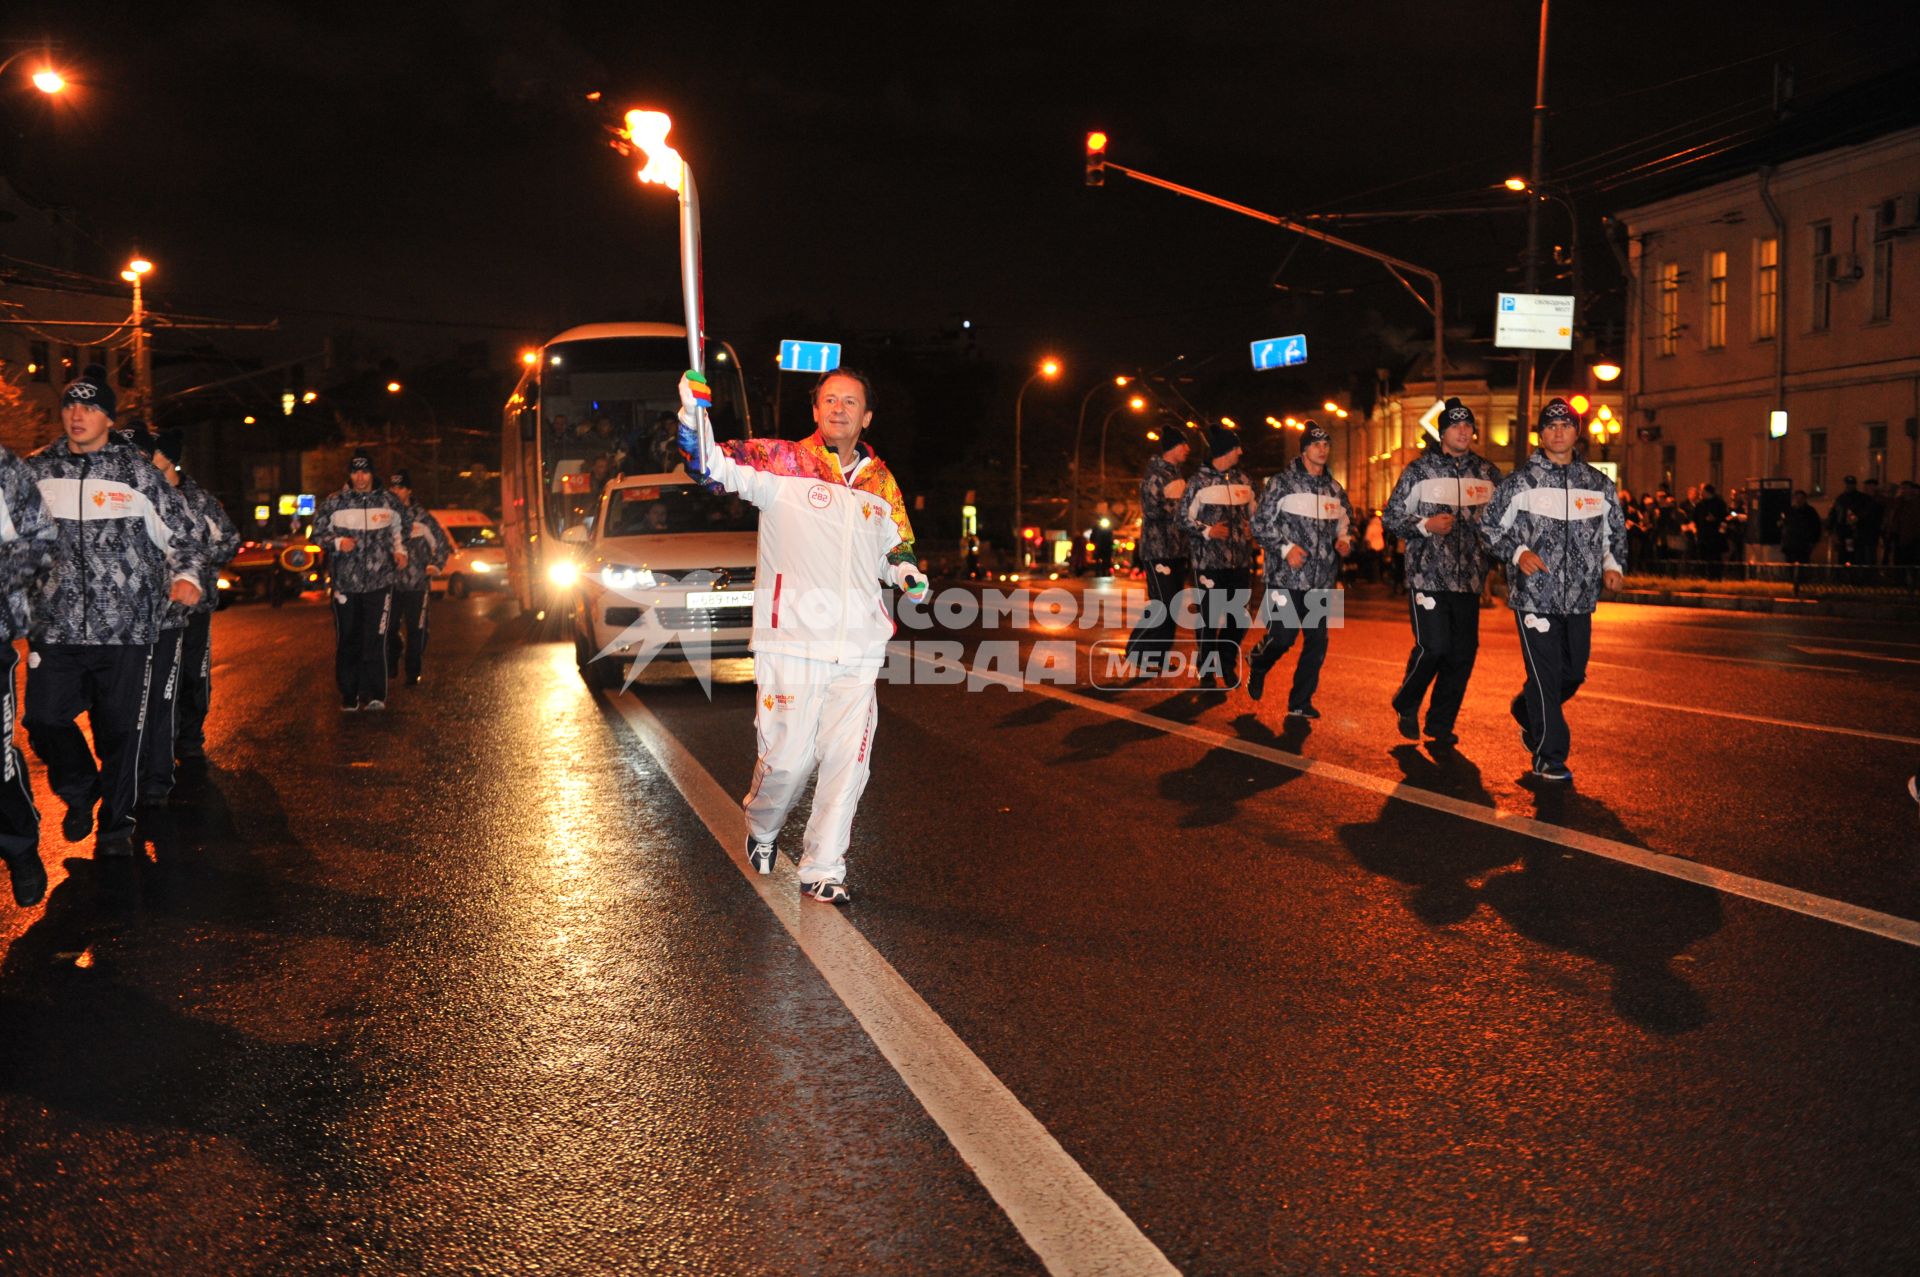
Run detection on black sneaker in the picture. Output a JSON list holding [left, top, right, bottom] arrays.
[[1396, 711, 1421, 741], [61, 799, 95, 843], [1246, 663, 1266, 702], [1425, 728, 1460, 747], [341, 697, 359, 713], [4, 850, 47, 908], [405, 674, 422, 687], [1286, 704, 1321, 720], [800, 879, 850, 905], [136, 789, 172, 811], [1531, 761, 1574, 784], [95, 831, 139, 858], [1509, 700, 1538, 754], [746, 836, 777, 876]]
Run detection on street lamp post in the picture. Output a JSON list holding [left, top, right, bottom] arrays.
[[1013, 358, 1060, 560], [119, 256, 153, 419], [1097, 395, 1148, 507], [1069, 375, 1129, 548], [386, 380, 444, 502], [1514, 0, 1553, 470]]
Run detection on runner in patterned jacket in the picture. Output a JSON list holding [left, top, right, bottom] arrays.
[[1180, 426, 1257, 688], [168, 448, 241, 760], [1382, 398, 1502, 743], [26, 435, 205, 645], [1124, 433, 1192, 665], [314, 452, 409, 710], [0, 444, 56, 907], [120, 425, 210, 807], [385, 471, 451, 687], [23, 369, 207, 855], [1478, 398, 1628, 782], [1247, 423, 1353, 715]]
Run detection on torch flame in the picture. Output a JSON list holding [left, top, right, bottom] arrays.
[[624, 110, 684, 193]]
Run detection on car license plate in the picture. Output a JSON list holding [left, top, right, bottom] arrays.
[[683, 589, 754, 609]]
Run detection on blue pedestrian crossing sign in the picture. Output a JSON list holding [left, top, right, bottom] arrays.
[[779, 339, 843, 374], [1251, 334, 1308, 371]]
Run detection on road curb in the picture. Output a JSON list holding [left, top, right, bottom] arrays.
[[1605, 588, 1920, 622]]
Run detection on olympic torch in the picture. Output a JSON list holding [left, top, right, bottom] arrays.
[[619, 109, 704, 374]]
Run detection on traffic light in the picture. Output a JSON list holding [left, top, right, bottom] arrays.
[[1022, 525, 1041, 543], [1084, 131, 1107, 187]]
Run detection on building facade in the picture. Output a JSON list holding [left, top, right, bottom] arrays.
[[1619, 126, 1920, 504]]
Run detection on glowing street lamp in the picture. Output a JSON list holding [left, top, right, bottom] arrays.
[[1097, 390, 1149, 504], [1591, 359, 1622, 383], [0, 48, 67, 93], [118, 255, 154, 417], [1014, 357, 1063, 555], [616, 109, 704, 374]]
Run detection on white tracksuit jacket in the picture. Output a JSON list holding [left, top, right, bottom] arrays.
[[679, 409, 920, 668]]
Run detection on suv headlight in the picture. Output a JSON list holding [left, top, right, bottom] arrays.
[[600, 564, 656, 591]]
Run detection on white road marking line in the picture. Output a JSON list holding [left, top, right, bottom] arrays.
[[1593, 649, 1860, 674], [608, 694, 1181, 1277], [1340, 653, 1920, 746], [1794, 645, 1920, 665], [912, 650, 1920, 951]]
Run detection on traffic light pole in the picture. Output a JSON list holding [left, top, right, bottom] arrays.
[[1097, 160, 1445, 400], [1515, 0, 1552, 469]]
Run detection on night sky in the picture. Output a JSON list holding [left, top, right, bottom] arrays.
[[7, 0, 1917, 394]]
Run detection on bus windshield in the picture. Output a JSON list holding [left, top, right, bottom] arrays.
[[537, 337, 748, 537]]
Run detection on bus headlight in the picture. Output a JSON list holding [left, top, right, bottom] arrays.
[[547, 559, 580, 588]]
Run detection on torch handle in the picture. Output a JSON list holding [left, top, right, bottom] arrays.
[[679, 167, 705, 375]]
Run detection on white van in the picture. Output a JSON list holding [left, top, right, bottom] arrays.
[[429, 509, 508, 596], [562, 470, 758, 688]]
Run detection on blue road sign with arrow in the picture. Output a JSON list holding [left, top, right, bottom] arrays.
[[779, 339, 843, 374], [1251, 334, 1308, 371]]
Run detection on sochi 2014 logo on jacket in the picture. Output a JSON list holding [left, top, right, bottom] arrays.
[[90, 488, 135, 514]]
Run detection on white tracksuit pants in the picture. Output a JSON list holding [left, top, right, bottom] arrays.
[[744, 652, 879, 887]]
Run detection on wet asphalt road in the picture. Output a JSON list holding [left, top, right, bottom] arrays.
[[1, 587, 1917, 1275]]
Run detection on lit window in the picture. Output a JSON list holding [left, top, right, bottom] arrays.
[[1753, 237, 1779, 341], [1705, 250, 1727, 349]]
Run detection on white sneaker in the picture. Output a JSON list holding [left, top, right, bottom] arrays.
[[800, 879, 850, 905], [746, 836, 776, 875], [363, 699, 386, 711]]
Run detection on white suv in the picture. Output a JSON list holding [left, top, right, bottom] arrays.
[[566, 470, 758, 688]]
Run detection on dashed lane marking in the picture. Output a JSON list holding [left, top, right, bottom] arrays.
[[1793, 645, 1920, 666], [916, 649, 1920, 951], [1339, 652, 1920, 747], [608, 694, 1182, 1277]]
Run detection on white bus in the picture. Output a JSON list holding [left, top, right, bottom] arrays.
[[501, 322, 752, 611]]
